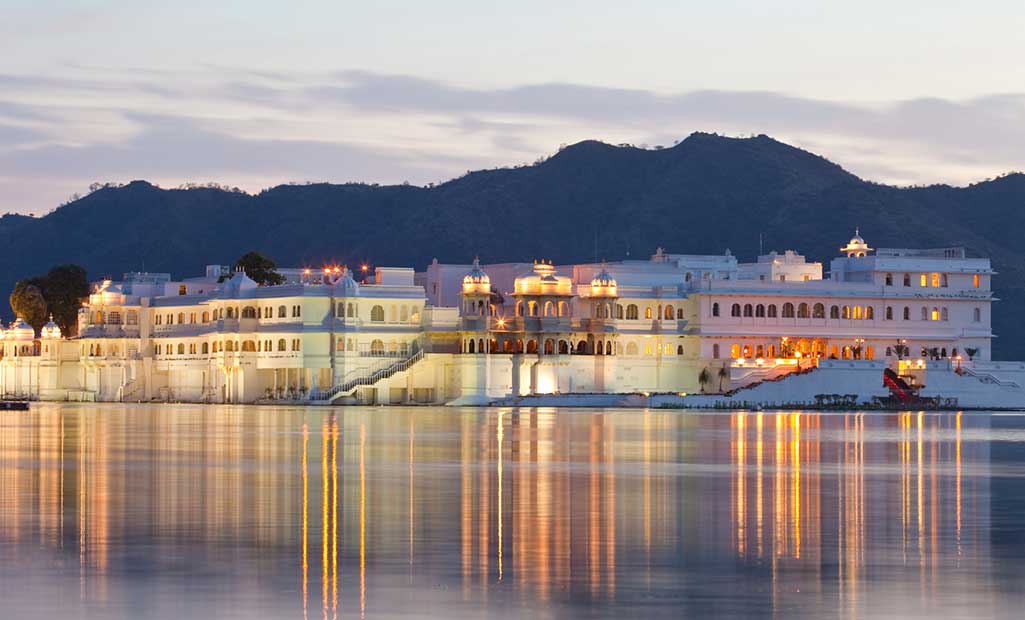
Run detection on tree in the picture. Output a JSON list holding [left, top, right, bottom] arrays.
[[965, 347, 979, 361], [9, 280, 48, 332], [698, 367, 711, 393], [234, 252, 285, 285], [41, 264, 89, 337], [717, 366, 729, 392]]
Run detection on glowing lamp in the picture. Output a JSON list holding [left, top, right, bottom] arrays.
[[736, 358, 746, 365], [755, 358, 764, 366]]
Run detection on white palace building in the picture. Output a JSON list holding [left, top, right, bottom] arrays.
[[2, 231, 1024, 408]]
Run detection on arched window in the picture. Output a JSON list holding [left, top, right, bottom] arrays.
[[903, 306, 910, 320], [742, 345, 752, 357], [644, 307, 653, 319], [542, 301, 553, 317], [528, 301, 539, 317], [664, 305, 674, 320], [903, 273, 911, 287], [616, 304, 624, 319], [885, 273, 893, 286], [886, 306, 893, 320], [920, 274, 927, 287], [712, 343, 720, 359], [627, 304, 639, 320], [842, 305, 851, 319], [467, 339, 475, 353], [677, 345, 684, 355], [202, 342, 209, 354], [743, 304, 753, 317], [242, 306, 257, 319], [278, 339, 286, 351], [242, 340, 256, 352], [767, 305, 777, 318], [606, 341, 613, 355], [973, 274, 980, 288], [559, 301, 569, 317], [178, 312, 185, 324], [852, 306, 863, 320], [921, 307, 928, 321], [711, 302, 720, 317], [544, 339, 554, 355], [371, 339, 384, 354], [526, 340, 538, 354], [931, 307, 939, 321], [730, 344, 741, 359], [865, 306, 874, 320], [177, 343, 185, 354], [973, 307, 981, 322], [782, 303, 795, 318], [931, 272, 940, 288], [812, 303, 825, 319], [677, 308, 684, 319], [515, 301, 524, 317], [347, 303, 355, 318], [278, 305, 286, 318], [755, 304, 765, 318], [941, 307, 948, 321], [202, 311, 209, 322], [730, 303, 741, 317], [797, 303, 809, 318], [830, 305, 839, 319], [107, 311, 122, 325], [941, 274, 948, 287], [558, 340, 569, 354], [371, 305, 385, 322]]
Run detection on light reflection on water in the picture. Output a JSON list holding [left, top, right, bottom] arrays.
[[1, 404, 1024, 618]]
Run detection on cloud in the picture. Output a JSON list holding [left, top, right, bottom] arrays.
[[0, 67, 1022, 214]]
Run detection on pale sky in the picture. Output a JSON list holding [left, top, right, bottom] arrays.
[[1, 0, 1024, 214]]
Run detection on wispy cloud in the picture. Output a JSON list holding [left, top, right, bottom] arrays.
[[0, 66, 1022, 214]]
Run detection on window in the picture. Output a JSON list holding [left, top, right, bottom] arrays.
[[644, 307, 653, 319], [677, 308, 684, 320], [755, 304, 765, 318], [278, 339, 286, 351], [921, 307, 928, 320], [202, 342, 209, 354], [126, 310, 138, 325], [782, 303, 795, 318], [973, 307, 981, 322], [920, 274, 927, 287], [941, 274, 948, 287], [178, 312, 185, 324], [625, 304, 638, 320], [107, 311, 122, 325], [177, 343, 185, 354], [242, 340, 256, 352], [941, 307, 948, 321], [293, 305, 301, 318], [842, 305, 851, 319], [866, 306, 874, 320], [242, 306, 257, 319], [371, 305, 385, 322], [401, 306, 409, 322], [931, 273, 940, 288], [903, 306, 910, 320], [730, 303, 741, 317], [278, 305, 286, 318], [743, 304, 753, 317], [154, 314, 162, 325], [711, 303, 719, 317], [292, 339, 301, 351], [202, 311, 209, 322], [886, 306, 893, 320], [767, 304, 778, 318], [852, 306, 862, 320], [189, 343, 196, 354], [347, 303, 355, 318], [931, 307, 939, 321], [903, 274, 911, 287], [179, 285, 187, 296], [797, 303, 809, 318], [885, 273, 893, 286], [973, 274, 980, 288], [712, 343, 720, 359]]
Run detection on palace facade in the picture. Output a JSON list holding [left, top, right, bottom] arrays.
[[1, 232, 1019, 407]]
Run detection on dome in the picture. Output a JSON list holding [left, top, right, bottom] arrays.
[[9, 317, 35, 340], [840, 227, 872, 257], [462, 258, 491, 295], [589, 265, 618, 297], [336, 266, 360, 296], [220, 268, 259, 297], [41, 315, 61, 339]]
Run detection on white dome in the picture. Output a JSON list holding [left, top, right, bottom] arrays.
[[41, 316, 61, 339], [462, 258, 491, 295], [9, 317, 35, 340], [336, 267, 360, 296], [840, 228, 872, 257], [589, 265, 618, 297], [220, 268, 259, 297]]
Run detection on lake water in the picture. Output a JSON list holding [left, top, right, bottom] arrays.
[[1, 404, 1024, 619]]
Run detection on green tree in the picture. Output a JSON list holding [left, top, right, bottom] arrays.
[[965, 347, 979, 361], [717, 366, 729, 392], [41, 264, 89, 337], [233, 251, 285, 285], [9, 280, 48, 332]]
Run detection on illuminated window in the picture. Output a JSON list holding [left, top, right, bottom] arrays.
[[931, 272, 940, 287], [644, 307, 653, 319], [931, 307, 939, 321], [730, 344, 740, 358], [644, 345, 652, 355], [853, 306, 863, 320], [920, 274, 927, 287], [973, 274, 980, 288]]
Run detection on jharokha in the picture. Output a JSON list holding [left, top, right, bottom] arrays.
[[2, 232, 1023, 408]]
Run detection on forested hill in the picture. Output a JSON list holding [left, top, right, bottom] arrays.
[[2, 132, 1024, 357]]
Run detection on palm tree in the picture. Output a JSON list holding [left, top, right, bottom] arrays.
[[966, 347, 979, 361], [698, 367, 711, 393], [717, 366, 730, 392]]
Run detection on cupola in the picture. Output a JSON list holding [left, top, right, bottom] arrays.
[[840, 228, 872, 258], [41, 315, 62, 339]]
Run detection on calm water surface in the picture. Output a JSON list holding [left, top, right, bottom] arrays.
[[2, 404, 1025, 619]]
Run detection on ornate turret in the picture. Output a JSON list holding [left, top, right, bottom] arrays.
[[461, 258, 491, 317], [41, 315, 62, 339], [9, 317, 35, 340], [589, 264, 618, 297], [840, 228, 872, 258]]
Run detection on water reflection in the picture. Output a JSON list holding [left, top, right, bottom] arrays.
[[0, 404, 1020, 618]]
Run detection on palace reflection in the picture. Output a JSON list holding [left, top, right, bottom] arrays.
[[0, 404, 999, 618]]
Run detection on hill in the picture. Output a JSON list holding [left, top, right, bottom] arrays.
[[2, 132, 1024, 357]]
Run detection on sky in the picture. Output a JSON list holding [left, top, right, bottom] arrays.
[[1, 0, 1024, 214]]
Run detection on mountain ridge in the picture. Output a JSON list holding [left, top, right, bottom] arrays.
[[2, 132, 1023, 357]]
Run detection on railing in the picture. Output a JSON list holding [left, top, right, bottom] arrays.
[[961, 368, 1021, 388], [311, 349, 425, 402]]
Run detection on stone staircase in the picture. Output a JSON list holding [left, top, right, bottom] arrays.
[[310, 349, 425, 403]]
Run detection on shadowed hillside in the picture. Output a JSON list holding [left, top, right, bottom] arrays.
[[3, 132, 1024, 357]]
